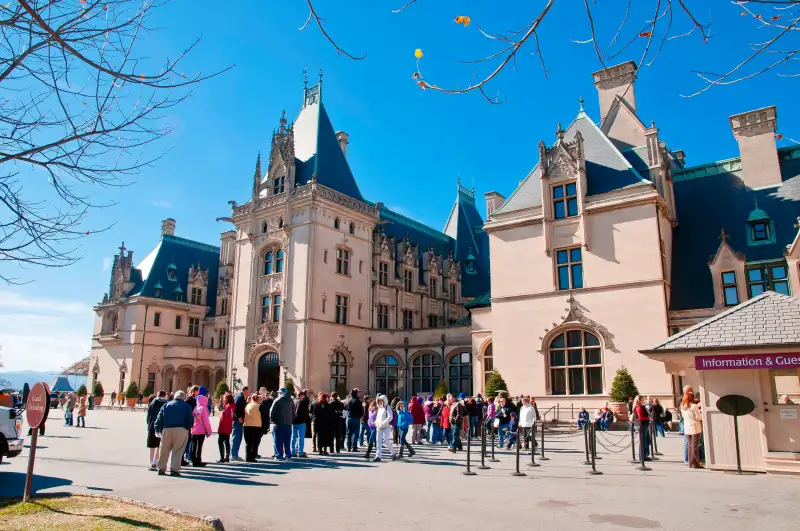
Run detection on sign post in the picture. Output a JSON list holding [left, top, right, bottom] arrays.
[[23, 382, 50, 502], [716, 394, 756, 475]]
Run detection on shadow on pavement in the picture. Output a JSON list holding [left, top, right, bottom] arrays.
[[0, 472, 74, 497]]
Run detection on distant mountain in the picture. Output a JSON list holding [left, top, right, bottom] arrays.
[[0, 370, 86, 391]]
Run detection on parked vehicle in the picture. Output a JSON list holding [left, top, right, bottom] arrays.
[[0, 400, 24, 464]]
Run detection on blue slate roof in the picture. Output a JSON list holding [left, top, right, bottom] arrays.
[[127, 235, 220, 316], [669, 146, 800, 311], [495, 110, 649, 215]]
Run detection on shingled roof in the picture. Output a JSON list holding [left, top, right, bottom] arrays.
[[642, 291, 800, 352]]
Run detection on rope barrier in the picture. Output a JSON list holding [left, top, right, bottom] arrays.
[[594, 435, 634, 454]]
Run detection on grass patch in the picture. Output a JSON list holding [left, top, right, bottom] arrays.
[[0, 496, 217, 531]]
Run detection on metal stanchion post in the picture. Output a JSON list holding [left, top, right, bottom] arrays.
[[636, 424, 652, 472], [651, 420, 662, 456], [582, 423, 591, 465], [539, 422, 549, 460], [587, 424, 603, 476], [478, 420, 490, 470], [527, 427, 540, 468], [490, 422, 499, 463], [628, 421, 638, 464], [462, 427, 477, 476], [510, 428, 526, 477]]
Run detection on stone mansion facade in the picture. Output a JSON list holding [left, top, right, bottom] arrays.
[[91, 62, 800, 411]]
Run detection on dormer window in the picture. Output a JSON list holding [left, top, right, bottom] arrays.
[[751, 221, 769, 241], [191, 287, 202, 305], [552, 182, 578, 220], [166, 263, 177, 281], [746, 200, 775, 246], [173, 286, 184, 302], [404, 269, 413, 291], [465, 252, 476, 274], [334, 218, 341, 230], [721, 271, 739, 306], [153, 281, 163, 299], [273, 174, 285, 195]]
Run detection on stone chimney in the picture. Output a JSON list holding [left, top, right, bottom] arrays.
[[161, 218, 176, 237], [729, 106, 782, 189], [592, 61, 637, 121], [484, 191, 505, 217], [335, 131, 349, 158]]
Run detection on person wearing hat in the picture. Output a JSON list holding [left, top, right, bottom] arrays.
[[270, 387, 295, 460], [154, 390, 193, 476]]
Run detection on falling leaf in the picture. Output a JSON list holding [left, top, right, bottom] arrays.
[[454, 16, 471, 27], [139, 74, 145, 80], [417, 81, 426, 91], [639, 31, 652, 38], [775, 133, 783, 140], [414, 48, 423, 59], [412, 72, 420, 79], [741, 12, 746, 16], [755, 14, 761, 19]]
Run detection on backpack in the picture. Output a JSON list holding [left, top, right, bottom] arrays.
[[430, 403, 442, 423]]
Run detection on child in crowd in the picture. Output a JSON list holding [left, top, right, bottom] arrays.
[[76, 395, 87, 427], [505, 412, 519, 450]]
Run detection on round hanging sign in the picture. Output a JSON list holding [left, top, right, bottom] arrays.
[[26, 382, 51, 430]]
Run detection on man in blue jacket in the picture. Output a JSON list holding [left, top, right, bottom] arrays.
[[154, 390, 194, 476], [231, 386, 250, 462]]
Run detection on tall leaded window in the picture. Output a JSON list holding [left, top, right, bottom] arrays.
[[548, 330, 602, 396], [747, 262, 790, 297], [449, 283, 456, 303], [552, 182, 578, 219], [273, 174, 285, 195], [411, 353, 441, 396], [374, 353, 399, 398], [556, 247, 583, 290], [448, 352, 473, 397], [218, 328, 228, 348], [262, 296, 271, 323], [335, 295, 349, 324], [220, 298, 228, 316], [404, 269, 413, 291], [264, 249, 284, 275], [188, 317, 200, 337], [430, 277, 438, 297], [276, 250, 284, 273], [264, 251, 273, 275], [721, 271, 739, 306], [272, 295, 282, 322], [190, 288, 202, 305], [403, 309, 413, 329], [330, 351, 347, 392], [483, 343, 494, 385], [379, 262, 389, 286], [377, 304, 389, 329], [336, 249, 350, 275], [147, 372, 156, 393], [334, 218, 340, 230]]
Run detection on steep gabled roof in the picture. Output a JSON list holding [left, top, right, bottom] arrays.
[[644, 292, 800, 351], [494, 110, 649, 216]]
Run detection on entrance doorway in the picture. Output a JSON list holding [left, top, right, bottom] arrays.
[[257, 352, 280, 392]]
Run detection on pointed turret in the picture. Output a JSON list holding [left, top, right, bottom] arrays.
[[252, 152, 261, 198]]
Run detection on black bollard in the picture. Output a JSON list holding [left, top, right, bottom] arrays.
[[587, 424, 603, 476], [462, 427, 477, 476], [628, 421, 638, 464], [510, 428, 526, 477], [636, 423, 652, 472], [489, 422, 499, 463], [527, 427, 541, 468], [650, 420, 662, 456], [539, 422, 549, 460], [582, 423, 591, 465], [478, 420, 490, 470], [647, 421, 659, 460]]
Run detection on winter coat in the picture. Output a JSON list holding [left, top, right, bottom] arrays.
[[330, 398, 345, 421], [367, 409, 377, 429], [423, 401, 433, 419], [519, 405, 537, 428], [218, 404, 234, 435], [397, 409, 413, 431], [344, 393, 364, 419], [270, 393, 295, 425], [375, 396, 393, 430], [146, 397, 167, 430], [191, 395, 213, 436], [409, 397, 425, 424], [260, 398, 274, 432], [311, 401, 335, 431], [293, 396, 310, 425], [496, 405, 512, 425], [77, 398, 87, 416], [234, 392, 247, 421], [154, 398, 193, 432], [449, 401, 467, 425], [244, 401, 262, 428], [440, 404, 451, 429], [485, 402, 496, 420]]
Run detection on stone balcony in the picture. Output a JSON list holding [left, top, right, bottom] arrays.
[[93, 331, 122, 343], [261, 272, 283, 295]]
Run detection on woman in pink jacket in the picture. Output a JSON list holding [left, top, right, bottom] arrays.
[[190, 394, 213, 466]]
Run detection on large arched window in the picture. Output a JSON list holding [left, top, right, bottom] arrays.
[[374, 353, 399, 398], [411, 352, 441, 396], [548, 330, 603, 396], [264, 251, 273, 275], [449, 352, 473, 396], [483, 342, 493, 385], [330, 351, 347, 392], [264, 248, 284, 275]]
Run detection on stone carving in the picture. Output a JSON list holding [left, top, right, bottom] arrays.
[[261, 272, 283, 295], [538, 293, 616, 352], [404, 245, 415, 267], [429, 253, 439, 276], [257, 322, 281, 345], [119, 360, 128, 372], [329, 335, 354, 368]]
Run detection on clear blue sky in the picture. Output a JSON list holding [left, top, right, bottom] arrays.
[[2, 1, 797, 370]]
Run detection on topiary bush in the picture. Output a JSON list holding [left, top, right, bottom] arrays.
[[214, 381, 230, 400], [93, 381, 104, 397], [484, 370, 509, 399], [124, 381, 139, 399], [76, 385, 88, 397], [284, 376, 296, 397], [142, 384, 153, 397], [610, 366, 639, 403], [433, 380, 448, 400]]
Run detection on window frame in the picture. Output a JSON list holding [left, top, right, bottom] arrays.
[[272, 295, 282, 322], [555, 246, 584, 291], [220, 298, 228, 316], [552, 182, 579, 220], [404, 269, 413, 291], [411, 352, 442, 396], [153, 312, 161, 327], [376, 304, 389, 329], [190, 287, 202, 305], [378, 262, 389, 286], [448, 351, 473, 397], [747, 262, 791, 297], [547, 330, 603, 396], [335, 294, 349, 325], [374, 353, 399, 398], [218, 328, 228, 349], [272, 174, 285, 195], [483, 343, 494, 385], [403, 309, 413, 330], [188, 317, 200, 338], [330, 351, 348, 392], [175, 315, 182, 330], [721, 271, 739, 307], [336, 248, 351, 276], [430, 277, 438, 297], [334, 218, 340, 230], [349, 222, 355, 235]]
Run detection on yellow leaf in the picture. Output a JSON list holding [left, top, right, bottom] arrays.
[[415, 48, 423, 59], [139, 74, 145, 80], [454, 15, 471, 27]]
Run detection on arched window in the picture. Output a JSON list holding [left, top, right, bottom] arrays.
[[276, 250, 284, 273], [411, 352, 441, 396], [262, 221, 268, 234], [349, 222, 355, 235], [483, 342, 493, 385], [278, 218, 284, 229], [264, 251, 273, 275], [449, 352, 473, 396], [548, 330, 603, 396], [374, 353, 399, 398], [334, 218, 340, 230], [330, 351, 347, 392]]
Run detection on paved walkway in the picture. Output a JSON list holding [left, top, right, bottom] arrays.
[[1, 410, 799, 530]]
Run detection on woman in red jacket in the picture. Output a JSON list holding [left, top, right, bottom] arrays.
[[217, 393, 235, 463], [440, 398, 451, 447], [408, 396, 425, 444]]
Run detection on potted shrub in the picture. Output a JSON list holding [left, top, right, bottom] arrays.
[[283, 376, 296, 397], [433, 380, 448, 400], [484, 370, 509, 401], [124, 382, 139, 407], [93, 382, 104, 405], [213, 381, 230, 408], [142, 384, 153, 398], [609, 366, 639, 422], [76, 385, 88, 397]]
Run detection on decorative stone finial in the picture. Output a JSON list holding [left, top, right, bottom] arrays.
[[719, 228, 729, 242], [556, 122, 565, 140], [578, 96, 584, 111]]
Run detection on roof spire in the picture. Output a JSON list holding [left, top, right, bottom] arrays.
[[578, 96, 584, 111], [556, 122, 565, 140], [303, 64, 308, 89], [279, 109, 287, 134], [252, 152, 261, 196], [719, 228, 729, 242]]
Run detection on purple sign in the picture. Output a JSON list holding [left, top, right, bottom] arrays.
[[695, 353, 800, 371]]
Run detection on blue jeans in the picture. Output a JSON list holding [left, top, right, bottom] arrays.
[[426, 419, 433, 442], [600, 419, 609, 431], [359, 421, 369, 445], [432, 424, 442, 444], [655, 421, 666, 437], [76, 415, 85, 427], [578, 420, 588, 429], [639, 424, 651, 461], [498, 423, 509, 447], [442, 426, 450, 446], [684, 434, 689, 463], [273, 424, 292, 459], [346, 417, 361, 450], [368, 427, 376, 446], [450, 425, 462, 450], [291, 423, 306, 456], [231, 419, 243, 458], [469, 417, 478, 438]]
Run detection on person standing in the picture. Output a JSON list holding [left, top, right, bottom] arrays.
[[466, 396, 478, 439], [311, 393, 335, 455], [395, 401, 416, 458], [183, 386, 201, 466], [496, 396, 511, 448], [76, 395, 87, 427], [373, 395, 395, 462], [681, 390, 703, 469], [359, 396, 372, 447], [259, 391, 275, 458], [651, 398, 665, 437], [291, 390, 310, 458], [409, 396, 424, 444], [423, 395, 435, 443], [519, 397, 536, 450], [440, 397, 451, 447], [363, 400, 378, 460], [146, 391, 168, 470], [217, 393, 234, 463], [448, 394, 467, 453], [111, 391, 117, 406], [344, 389, 363, 452], [632, 395, 651, 462], [154, 390, 193, 476], [330, 392, 345, 453], [243, 395, 263, 462], [190, 393, 213, 466], [270, 388, 294, 461], [231, 386, 250, 462]]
